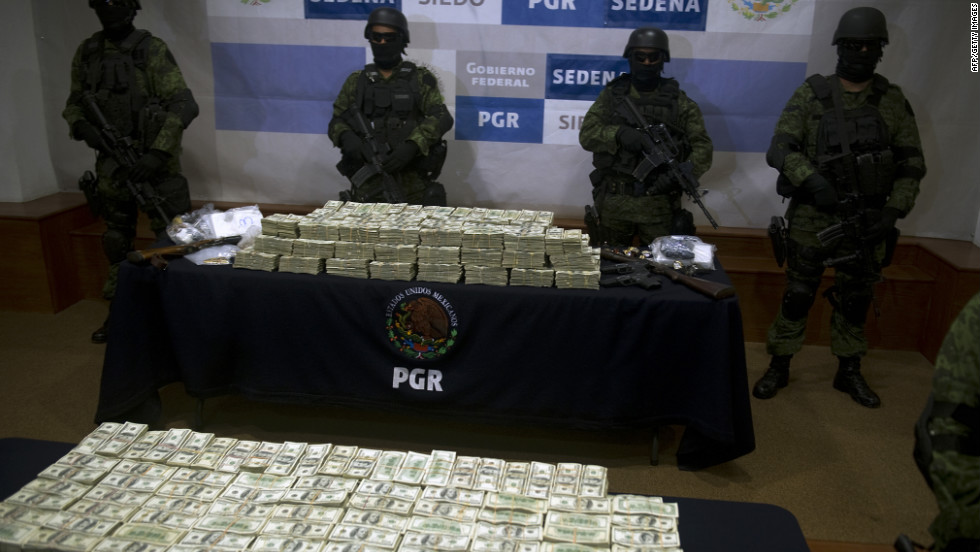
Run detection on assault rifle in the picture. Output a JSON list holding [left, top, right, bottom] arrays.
[[815, 194, 897, 269], [600, 248, 735, 300], [618, 96, 718, 229], [600, 261, 662, 290], [345, 108, 407, 204], [81, 92, 171, 223], [127, 235, 243, 269]]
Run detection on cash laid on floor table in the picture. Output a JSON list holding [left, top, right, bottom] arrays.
[[229, 201, 600, 289], [0, 422, 681, 552]]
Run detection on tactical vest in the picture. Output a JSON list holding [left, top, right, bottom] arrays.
[[80, 30, 153, 140], [808, 74, 896, 202], [356, 62, 423, 147], [594, 75, 690, 182]]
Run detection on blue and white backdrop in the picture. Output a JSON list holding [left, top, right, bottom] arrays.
[[15, 0, 980, 242]]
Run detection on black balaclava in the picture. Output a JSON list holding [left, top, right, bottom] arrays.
[[629, 52, 664, 92], [371, 37, 406, 70], [95, 5, 136, 41], [836, 42, 882, 83]]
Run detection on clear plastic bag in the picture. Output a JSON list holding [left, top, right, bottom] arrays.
[[166, 204, 264, 265], [649, 235, 716, 273]]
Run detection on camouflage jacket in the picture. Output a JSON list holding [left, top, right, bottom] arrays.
[[578, 77, 713, 180], [62, 29, 197, 158], [769, 73, 926, 216], [328, 61, 452, 158], [927, 291, 980, 550]]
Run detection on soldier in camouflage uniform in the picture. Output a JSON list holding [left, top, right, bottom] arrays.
[[63, 0, 198, 343], [579, 27, 712, 247], [328, 7, 454, 206], [913, 292, 979, 552], [753, 7, 926, 407]]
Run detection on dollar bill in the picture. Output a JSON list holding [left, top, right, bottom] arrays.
[[542, 524, 609, 545], [611, 496, 677, 518], [155, 482, 224, 502], [193, 514, 267, 534], [548, 496, 611, 514], [542, 544, 608, 552], [24, 526, 101, 552], [170, 467, 235, 488], [178, 529, 256, 549], [355, 480, 419, 502], [141, 496, 211, 516], [191, 436, 238, 470], [610, 514, 676, 532], [392, 451, 430, 486], [251, 535, 326, 552], [412, 499, 479, 523], [474, 521, 542, 542], [294, 443, 331, 477], [74, 422, 122, 454], [0, 504, 56, 526], [36, 464, 108, 486], [168, 431, 215, 467], [318, 445, 358, 476], [500, 462, 530, 495], [280, 488, 349, 506], [94, 537, 171, 552], [341, 508, 408, 533], [294, 475, 358, 493], [546, 511, 610, 530], [121, 431, 165, 460], [5, 489, 79, 511], [328, 524, 400, 548], [423, 450, 457, 487], [484, 493, 547, 514], [478, 508, 543, 526], [215, 440, 260, 473], [208, 500, 277, 519], [41, 510, 119, 536], [270, 504, 343, 524], [128, 508, 198, 530], [400, 531, 470, 551], [448, 456, 479, 489], [420, 486, 484, 506], [610, 528, 680, 548], [346, 494, 414, 516], [114, 522, 185, 546], [233, 471, 297, 490], [471, 537, 542, 552], [267, 441, 308, 476], [112, 459, 177, 480]]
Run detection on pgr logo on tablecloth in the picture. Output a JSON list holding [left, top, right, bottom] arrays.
[[385, 287, 460, 361]]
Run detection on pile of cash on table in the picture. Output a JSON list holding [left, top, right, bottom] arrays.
[[0, 422, 682, 551], [233, 201, 601, 290]]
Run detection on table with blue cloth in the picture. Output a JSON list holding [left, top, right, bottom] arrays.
[[95, 254, 754, 471]]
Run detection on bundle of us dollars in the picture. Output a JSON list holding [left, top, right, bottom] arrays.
[[253, 235, 295, 255], [261, 213, 304, 238], [554, 270, 601, 290], [291, 239, 336, 259], [373, 244, 418, 263], [325, 258, 371, 279], [463, 266, 509, 286], [509, 268, 555, 288], [416, 262, 463, 284], [369, 261, 417, 282], [278, 255, 325, 275], [233, 249, 280, 271]]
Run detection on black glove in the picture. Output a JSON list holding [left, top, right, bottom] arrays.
[[382, 141, 419, 173], [340, 131, 364, 160], [72, 121, 105, 151], [129, 149, 170, 182], [647, 176, 680, 195], [864, 207, 901, 244], [802, 173, 838, 210], [616, 126, 646, 153]]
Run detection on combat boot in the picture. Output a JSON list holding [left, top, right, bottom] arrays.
[[833, 356, 881, 408], [91, 317, 108, 344], [752, 355, 791, 399]]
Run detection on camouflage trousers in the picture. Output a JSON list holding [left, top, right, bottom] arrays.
[[594, 186, 685, 247], [766, 203, 886, 359], [93, 156, 190, 300]]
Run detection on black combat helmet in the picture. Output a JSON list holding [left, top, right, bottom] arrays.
[[622, 27, 670, 62], [832, 6, 888, 46], [364, 7, 410, 44], [88, 0, 141, 9]]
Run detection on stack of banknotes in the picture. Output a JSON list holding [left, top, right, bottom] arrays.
[[233, 202, 600, 290], [0, 422, 682, 552]]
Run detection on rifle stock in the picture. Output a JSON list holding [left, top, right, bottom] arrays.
[[600, 248, 735, 300], [127, 235, 242, 266]]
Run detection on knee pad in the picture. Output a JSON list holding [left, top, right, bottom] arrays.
[[101, 229, 132, 264], [840, 289, 873, 326], [781, 281, 817, 321]]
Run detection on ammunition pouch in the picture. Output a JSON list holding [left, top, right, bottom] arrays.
[[79, 170, 103, 218], [768, 216, 788, 267]]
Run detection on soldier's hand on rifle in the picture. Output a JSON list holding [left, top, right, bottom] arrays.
[[72, 120, 106, 152], [864, 207, 901, 244], [340, 131, 365, 161], [616, 126, 647, 153], [802, 173, 838, 210], [129, 149, 170, 183], [383, 141, 419, 173]]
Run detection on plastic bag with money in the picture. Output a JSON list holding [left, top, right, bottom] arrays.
[[649, 235, 716, 273]]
